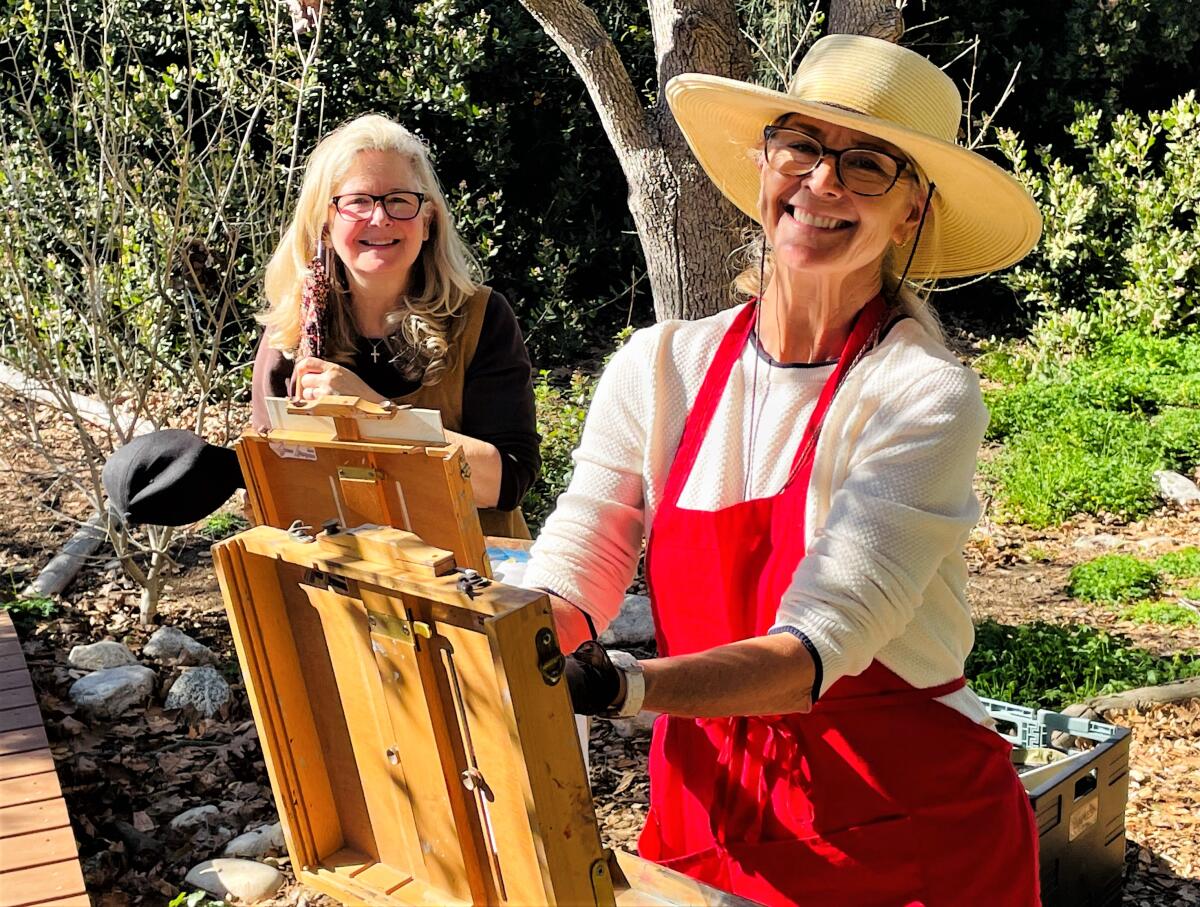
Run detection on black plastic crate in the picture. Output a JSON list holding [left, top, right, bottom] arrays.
[[981, 698, 1131, 907]]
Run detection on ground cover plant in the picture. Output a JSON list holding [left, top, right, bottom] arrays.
[[967, 620, 1200, 709], [1067, 549, 1200, 627], [1068, 554, 1162, 604], [979, 332, 1200, 526]]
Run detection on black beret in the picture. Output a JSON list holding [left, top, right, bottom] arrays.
[[103, 429, 245, 527]]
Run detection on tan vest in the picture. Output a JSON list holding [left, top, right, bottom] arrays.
[[393, 286, 531, 540]]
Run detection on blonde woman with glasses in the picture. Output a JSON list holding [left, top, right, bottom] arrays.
[[254, 114, 539, 538]]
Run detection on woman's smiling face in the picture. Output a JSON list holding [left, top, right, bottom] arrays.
[[327, 149, 430, 292], [758, 114, 922, 283]]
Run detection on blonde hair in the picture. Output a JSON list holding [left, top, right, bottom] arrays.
[[261, 114, 482, 384], [732, 136, 945, 344]]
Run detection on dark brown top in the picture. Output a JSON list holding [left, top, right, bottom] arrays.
[[251, 288, 540, 512]]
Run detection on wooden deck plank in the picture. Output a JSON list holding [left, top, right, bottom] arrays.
[[0, 671, 30, 693], [0, 709, 45, 737], [0, 724, 48, 758], [0, 826, 79, 873], [0, 614, 86, 907], [0, 686, 37, 711], [0, 857, 87, 906], [0, 750, 55, 786], [0, 799, 71, 839], [0, 772, 61, 809]]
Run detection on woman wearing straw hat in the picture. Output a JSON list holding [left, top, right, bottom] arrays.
[[527, 35, 1042, 906]]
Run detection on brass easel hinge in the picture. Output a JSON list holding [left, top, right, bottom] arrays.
[[589, 855, 615, 905], [367, 610, 414, 645], [338, 465, 380, 482]]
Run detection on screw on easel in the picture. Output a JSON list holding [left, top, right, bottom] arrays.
[[321, 518, 341, 535], [386, 747, 400, 765]]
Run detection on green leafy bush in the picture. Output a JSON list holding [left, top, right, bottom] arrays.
[[1067, 554, 1161, 604], [524, 371, 598, 535], [1154, 547, 1200, 580], [967, 620, 1200, 709], [1120, 601, 1200, 627], [998, 93, 1200, 345]]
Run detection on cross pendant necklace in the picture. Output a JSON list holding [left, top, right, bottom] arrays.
[[367, 338, 385, 363]]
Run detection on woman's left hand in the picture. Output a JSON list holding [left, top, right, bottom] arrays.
[[292, 356, 385, 404]]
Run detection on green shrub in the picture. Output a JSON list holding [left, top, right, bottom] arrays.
[[524, 371, 597, 535], [967, 620, 1200, 709], [1154, 547, 1200, 580], [974, 347, 1033, 387], [1120, 601, 1200, 627], [998, 93, 1200, 346], [1067, 554, 1161, 604]]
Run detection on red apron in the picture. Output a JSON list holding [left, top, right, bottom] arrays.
[[638, 299, 1039, 906]]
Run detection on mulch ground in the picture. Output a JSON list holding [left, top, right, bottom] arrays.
[[2, 398, 1199, 905]]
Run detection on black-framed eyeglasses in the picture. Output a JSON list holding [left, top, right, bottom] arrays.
[[331, 191, 426, 222], [763, 126, 910, 197]]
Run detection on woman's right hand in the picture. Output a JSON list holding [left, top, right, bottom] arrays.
[[292, 356, 385, 404]]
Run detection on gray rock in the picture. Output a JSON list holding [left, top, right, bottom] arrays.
[[184, 858, 284, 902], [164, 666, 231, 718], [68, 640, 137, 671], [1071, 533, 1124, 550], [223, 822, 285, 859], [169, 804, 220, 833], [68, 665, 156, 719], [598, 594, 654, 647], [1153, 470, 1200, 508], [143, 626, 218, 666]]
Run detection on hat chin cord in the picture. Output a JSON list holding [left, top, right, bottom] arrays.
[[892, 182, 936, 299]]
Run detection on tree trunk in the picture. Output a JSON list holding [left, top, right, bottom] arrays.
[[520, 0, 749, 322], [520, 0, 905, 322], [827, 0, 904, 43]]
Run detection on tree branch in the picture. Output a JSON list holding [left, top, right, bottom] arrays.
[[519, 0, 652, 158]]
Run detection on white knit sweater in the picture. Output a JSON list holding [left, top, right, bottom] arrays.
[[525, 305, 992, 722]]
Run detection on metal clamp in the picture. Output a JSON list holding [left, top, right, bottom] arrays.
[[454, 567, 491, 599], [287, 519, 315, 542]]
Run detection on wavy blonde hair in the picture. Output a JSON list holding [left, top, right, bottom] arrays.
[[261, 114, 482, 384]]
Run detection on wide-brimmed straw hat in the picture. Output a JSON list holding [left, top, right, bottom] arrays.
[[665, 35, 1042, 279]]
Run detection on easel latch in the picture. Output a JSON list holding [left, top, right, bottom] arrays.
[[535, 627, 565, 686]]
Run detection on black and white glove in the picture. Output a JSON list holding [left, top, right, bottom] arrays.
[[564, 641, 622, 716]]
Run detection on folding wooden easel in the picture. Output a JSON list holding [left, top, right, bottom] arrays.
[[214, 398, 748, 905]]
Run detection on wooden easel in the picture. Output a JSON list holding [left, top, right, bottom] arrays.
[[214, 398, 750, 906], [236, 396, 489, 574]]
